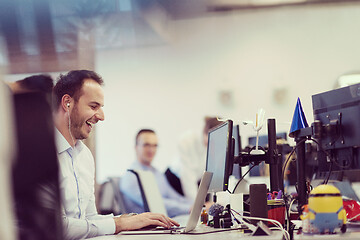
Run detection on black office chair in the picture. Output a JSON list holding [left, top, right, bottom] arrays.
[[98, 177, 128, 215], [165, 168, 184, 196]]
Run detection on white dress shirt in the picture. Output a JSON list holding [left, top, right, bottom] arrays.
[[56, 129, 115, 239], [120, 161, 192, 218]]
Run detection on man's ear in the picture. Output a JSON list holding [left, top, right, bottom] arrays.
[[61, 94, 72, 111]]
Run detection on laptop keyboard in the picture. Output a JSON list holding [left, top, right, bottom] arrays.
[[138, 225, 185, 231]]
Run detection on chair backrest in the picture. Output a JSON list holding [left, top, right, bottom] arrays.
[[98, 177, 128, 215], [165, 168, 184, 196], [128, 169, 168, 216]]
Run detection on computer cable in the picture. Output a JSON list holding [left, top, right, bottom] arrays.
[[324, 161, 333, 185], [281, 137, 307, 185], [288, 198, 297, 215], [231, 164, 258, 194], [308, 137, 348, 184], [281, 193, 290, 234], [67, 106, 76, 148], [230, 209, 290, 240]]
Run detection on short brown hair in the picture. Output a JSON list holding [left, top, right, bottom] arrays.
[[136, 129, 156, 145], [53, 70, 103, 109]]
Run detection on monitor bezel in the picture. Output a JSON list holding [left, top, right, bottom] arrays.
[[205, 119, 233, 193], [232, 124, 242, 179]]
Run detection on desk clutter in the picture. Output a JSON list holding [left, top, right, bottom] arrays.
[[199, 182, 360, 240]]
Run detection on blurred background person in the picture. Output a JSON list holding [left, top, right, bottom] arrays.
[[7, 74, 53, 94], [8, 74, 64, 240], [166, 116, 222, 201], [120, 129, 193, 218]]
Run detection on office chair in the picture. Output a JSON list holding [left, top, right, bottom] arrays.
[[165, 168, 184, 196], [128, 169, 168, 216], [98, 177, 128, 215]]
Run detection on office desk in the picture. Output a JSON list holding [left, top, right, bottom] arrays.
[[295, 232, 360, 239], [89, 231, 360, 240], [88, 229, 283, 240], [87, 216, 360, 240], [88, 226, 360, 240]]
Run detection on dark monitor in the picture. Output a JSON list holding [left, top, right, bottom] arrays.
[[232, 125, 242, 179], [312, 83, 360, 180], [206, 120, 233, 192]]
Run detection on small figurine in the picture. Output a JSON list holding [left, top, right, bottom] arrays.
[[304, 184, 347, 234]]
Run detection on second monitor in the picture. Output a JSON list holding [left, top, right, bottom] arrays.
[[206, 120, 234, 193]]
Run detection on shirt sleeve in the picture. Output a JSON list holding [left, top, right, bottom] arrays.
[[61, 187, 116, 240], [62, 213, 115, 240], [86, 186, 116, 235], [62, 183, 116, 239], [62, 150, 116, 240]]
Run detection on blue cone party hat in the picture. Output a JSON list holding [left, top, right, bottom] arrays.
[[289, 97, 309, 138]]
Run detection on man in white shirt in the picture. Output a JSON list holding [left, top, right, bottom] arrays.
[[120, 129, 193, 217], [53, 70, 178, 239]]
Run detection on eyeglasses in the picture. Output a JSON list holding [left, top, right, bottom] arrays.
[[139, 143, 158, 148]]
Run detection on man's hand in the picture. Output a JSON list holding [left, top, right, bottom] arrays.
[[114, 212, 180, 233]]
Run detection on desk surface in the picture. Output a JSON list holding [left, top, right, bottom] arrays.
[[88, 226, 360, 240], [88, 216, 360, 240], [89, 229, 283, 240], [89, 231, 360, 240]]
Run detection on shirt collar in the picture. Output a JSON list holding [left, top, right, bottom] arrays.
[[132, 160, 155, 171], [55, 128, 84, 154]]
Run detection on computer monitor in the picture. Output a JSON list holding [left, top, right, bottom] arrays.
[[312, 83, 360, 181], [232, 125, 242, 179], [206, 120, 233, 193]]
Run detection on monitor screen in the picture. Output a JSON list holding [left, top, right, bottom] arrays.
[[312, 83, 360, 178], [206, 120, 233, 192], [232, 124, 242, 179]]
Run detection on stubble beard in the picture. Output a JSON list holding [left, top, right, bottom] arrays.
[[70, 104, 88, 140]]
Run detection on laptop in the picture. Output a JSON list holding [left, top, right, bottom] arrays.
[[120, 171, 213, 235]]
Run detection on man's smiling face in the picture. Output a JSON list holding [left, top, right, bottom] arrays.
[[70, 79, 105, 140]]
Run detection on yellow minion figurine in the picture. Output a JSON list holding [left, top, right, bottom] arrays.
[[305, 184, 347, 234]]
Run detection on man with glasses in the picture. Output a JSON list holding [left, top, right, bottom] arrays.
[[120, 129, 192, 218]]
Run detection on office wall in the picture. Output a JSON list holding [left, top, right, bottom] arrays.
[[95, 3, 360, 182]]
